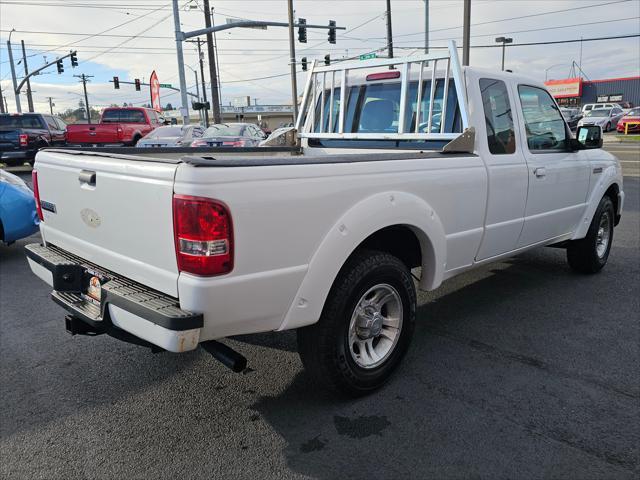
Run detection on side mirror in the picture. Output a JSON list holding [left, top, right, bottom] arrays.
[[576, 125, 603, 149]]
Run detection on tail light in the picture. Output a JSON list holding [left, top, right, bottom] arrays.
[[222, 140, 246, 147], [19, 134, 28, 147], [32, 170, 44, 221], [173, 194, 233, 276], [190, 140, 208, 147], [366, 71, 401, 81]]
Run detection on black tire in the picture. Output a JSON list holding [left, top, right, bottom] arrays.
[[297, 249, 416, 396], [605, 122, 611, 132], [130, 136, 141, 147], [567, 196, 615, 274]]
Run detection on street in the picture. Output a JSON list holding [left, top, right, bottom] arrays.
[[1, 171, 638, 479]]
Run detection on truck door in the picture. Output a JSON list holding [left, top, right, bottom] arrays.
[[513, 85, 590, 247], [474, 77, 529, 261]]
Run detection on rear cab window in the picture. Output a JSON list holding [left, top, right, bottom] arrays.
[[310, 77, 462, 149], [0, 114, 46, 128]]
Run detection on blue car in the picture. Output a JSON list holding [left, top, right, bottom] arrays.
[[0, 170, 40, 244]]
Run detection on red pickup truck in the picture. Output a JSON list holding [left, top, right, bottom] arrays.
[[65, 107, 163, 146]]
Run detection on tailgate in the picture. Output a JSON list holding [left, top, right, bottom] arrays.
[[34, 150, 180, 296], [0, 129, 19, 151], [67, 124, 119, 144]]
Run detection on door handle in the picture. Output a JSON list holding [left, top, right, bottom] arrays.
[[534, 167, 546, 178], [79, 170, 96, 186]]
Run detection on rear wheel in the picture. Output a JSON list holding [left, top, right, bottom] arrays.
[[297, 249, 416, 396], [567, 196, 615, 273]]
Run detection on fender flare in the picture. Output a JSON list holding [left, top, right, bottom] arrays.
[[277, 191, 447, 331], [572, 165, 620, 240]]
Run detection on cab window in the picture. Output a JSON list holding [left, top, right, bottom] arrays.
[[480, 78, 515, 154], [518, 85, 567, 151]]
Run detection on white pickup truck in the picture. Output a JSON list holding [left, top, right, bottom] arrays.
[[26, 43, 623, 396]]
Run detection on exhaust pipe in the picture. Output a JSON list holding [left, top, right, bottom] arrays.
[[200, 340, 247, 373]]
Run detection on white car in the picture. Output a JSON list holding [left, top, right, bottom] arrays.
[[26, 42, 623, 396], [582, 102, 622, 114], [578, 107, 625, 132]]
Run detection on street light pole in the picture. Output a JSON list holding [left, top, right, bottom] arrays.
[[386, 0, 394, 59], [6, 40, 21, 113], [462, 0, 471, 66], [172, 0, 190, 125], [424, 0, 429, 55], [287, 0, 298, 121], [495, 36, 513, 71], [203, 0, 221, 124]]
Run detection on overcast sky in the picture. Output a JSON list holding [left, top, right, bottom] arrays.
[[1, 0, 639, 114]]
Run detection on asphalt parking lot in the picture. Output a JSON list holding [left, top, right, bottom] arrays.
[[1, 171, 639, 479]]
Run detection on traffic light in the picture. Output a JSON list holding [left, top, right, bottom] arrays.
[[301, 57, 308, 71], [56, 60, 64, 74], [70, 51, 78, 67], [324, 54, 330, 66], [134, 78, 141, 91], [113, 76, 120, 89], [297, 18, 307, 43], [328, 20, 336, 44]]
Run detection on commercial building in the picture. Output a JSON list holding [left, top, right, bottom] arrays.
[[544, 76, 640, 107]]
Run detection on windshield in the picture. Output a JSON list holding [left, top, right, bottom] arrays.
[[144, 126, 183, 138], [586, 109, 611, 117], [203, 124, 245, 137], [0, 115, 45, 128], [625, 107, 640, 117]]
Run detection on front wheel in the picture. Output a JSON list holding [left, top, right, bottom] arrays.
[[297, 249, 416, 396], [567, 196, 615, 273], [605, 122, 611, 132]]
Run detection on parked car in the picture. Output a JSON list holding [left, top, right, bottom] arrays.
[[137, 125, 205, 147], [618, 101, 634, 113], [0, 113, 66, 165], [0, 170, 39, 244], [25, 43, 623, 396], [65, 107, 163, 146], [616, 107, 640, 134], [582, 102, 622, 114], [559, 107, 582, 130], [578, 107, 625, 131], [190, 123, 267, 147]]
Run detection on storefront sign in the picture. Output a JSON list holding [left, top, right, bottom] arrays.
[[544, 77, 583, 98]]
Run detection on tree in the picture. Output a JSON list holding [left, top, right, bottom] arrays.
[[164, 103, 173, 111]]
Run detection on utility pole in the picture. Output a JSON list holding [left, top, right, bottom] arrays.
[[172, 0, 190, 124], [287, 0, 298, 121], [0, 83, 5, 113], [74, 74, 93, 123], [47, 97, 54, 115], [424, 0, 429, 55], [203, 0, 221, 124], [462, 0, 471, 66], [6, 41, 21, 113], [187, 38, 210, 127], [386, 0, 394, 59], [20, 40, 34, 112]]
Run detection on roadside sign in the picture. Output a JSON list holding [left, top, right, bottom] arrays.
[[159, 83, 172, 88], [225, 18, 267, 29], [359, 53, 377, 60]]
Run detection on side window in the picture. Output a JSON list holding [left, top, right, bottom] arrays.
[[480, 78, 516, 154], [193, 127, 203, 138], [43, 115, 58, 130], [55, 117, 67, 130], [518, 85, 567, 152]]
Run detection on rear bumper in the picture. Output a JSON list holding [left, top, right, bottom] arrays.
[[25, 243, 202, 352], [0, 149, 36, 163]]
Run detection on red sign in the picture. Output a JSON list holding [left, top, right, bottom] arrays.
[[544, 77, 583, 98], [150, 70, 161, 111]]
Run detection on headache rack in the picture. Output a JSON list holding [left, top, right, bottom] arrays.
[[295, 40, 470, 143]]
